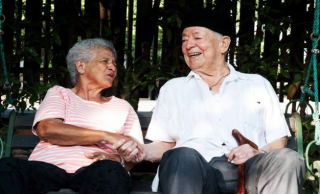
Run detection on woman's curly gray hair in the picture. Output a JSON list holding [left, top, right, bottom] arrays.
[[66, 38, 117, 85]]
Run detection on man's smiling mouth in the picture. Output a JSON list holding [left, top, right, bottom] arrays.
[[189, 52, 202, 57]]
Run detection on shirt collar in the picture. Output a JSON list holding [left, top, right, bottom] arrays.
[[184, 62, 249, 85], [226, 63, 249, 81]]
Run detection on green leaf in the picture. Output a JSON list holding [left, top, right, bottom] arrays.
[[47, 52, 53, 62], [166, 29, 172, 43], [269, 26, 275, 35], [281, 71, 290, 78], [176, 16, 182, 28], [24, 47, 38, 57], [58, 66, 68, 72], [253, 37, 261, 47], [115, 26, 121, 34], [313, 161, 320, 172], [35, 56, 43, 65], [54, 34, 61, 46], [244, 45, 251, 52], [29, 94, 38, 105], [269, 67, 278, 76], [178, 0, 185, 7], [86, 28, 92, 38], [293, 74, 302, 84], [148, 84, 154, 92], [250, 48, 256, 55]]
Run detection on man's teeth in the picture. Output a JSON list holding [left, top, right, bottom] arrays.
[[189, 53, 201, 57]]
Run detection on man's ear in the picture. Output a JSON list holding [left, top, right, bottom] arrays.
[[220, 36, 231, 54], [75, 60, 85, 74]]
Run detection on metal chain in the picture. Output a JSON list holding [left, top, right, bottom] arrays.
[[300, 0, 320, 145], [0, 0, 13, 104]]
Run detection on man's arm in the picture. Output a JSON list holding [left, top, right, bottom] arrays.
[[225, 136, 287, 165], [259, 136, 287, 152], [142, 141, 176, 163]]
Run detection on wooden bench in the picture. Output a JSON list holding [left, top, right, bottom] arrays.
[[4, 110, 160, 194], [3, 110, 303, 194]]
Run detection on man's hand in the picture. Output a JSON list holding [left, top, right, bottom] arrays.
[[225, 144, 261, 165], [108, 133, 144, 153], [84, 152, 121, 163], [113, 138, 145, 162]]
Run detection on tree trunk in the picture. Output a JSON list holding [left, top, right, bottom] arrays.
[[24, 0, 42, 86], [237, 0, 255, 69], [53, 0, 75, 87], [110, 0, 127, 97]]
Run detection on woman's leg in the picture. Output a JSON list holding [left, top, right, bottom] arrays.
[[69, 160, 131, 194], [0, 157, 69, 194]]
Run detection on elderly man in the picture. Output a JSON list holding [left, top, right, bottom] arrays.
[[115, 8, 305, 194]]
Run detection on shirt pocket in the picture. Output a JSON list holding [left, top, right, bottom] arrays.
[[242, 102, 265, 133]]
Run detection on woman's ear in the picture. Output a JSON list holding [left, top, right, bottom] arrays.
[[75, 60, 85, 75], [220, 36, 231, 54]]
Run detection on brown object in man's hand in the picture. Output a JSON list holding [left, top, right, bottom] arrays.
[[232, 129, 258, 194]]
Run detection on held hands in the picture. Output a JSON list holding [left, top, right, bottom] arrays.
[[113, 138, 145, 163], [225, 144, 261, 165]]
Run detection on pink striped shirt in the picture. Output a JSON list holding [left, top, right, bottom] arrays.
[[29, 86, 143, 173]]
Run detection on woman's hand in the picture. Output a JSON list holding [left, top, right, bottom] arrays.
[[84, 152, 121, 163], [113, 139, 145, 162], [225, 144, 261, 165]]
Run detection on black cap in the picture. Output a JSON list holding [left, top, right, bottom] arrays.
[[181, 8, 236, 46]]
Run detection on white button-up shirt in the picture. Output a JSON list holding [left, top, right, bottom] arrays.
[[146, 63, 291, 191]]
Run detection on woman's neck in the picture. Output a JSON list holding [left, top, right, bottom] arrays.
[[71, 83, 109, 103]]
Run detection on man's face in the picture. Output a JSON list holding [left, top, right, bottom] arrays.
[[182, 26, 223, 72]]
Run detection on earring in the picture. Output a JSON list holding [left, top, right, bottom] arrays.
[[79, 71, 84, 75]]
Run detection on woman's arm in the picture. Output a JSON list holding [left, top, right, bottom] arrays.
[[36, 118, 141, 148]]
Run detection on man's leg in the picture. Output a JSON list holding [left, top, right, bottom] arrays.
[[158, 147, 219, 194], [245, 148, 305, 194], [69, 160, 131, 194], [0, 157, 69, 194], [208, 156, 238, 194]]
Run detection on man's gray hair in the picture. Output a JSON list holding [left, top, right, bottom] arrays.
[[212, 31, 223, 41], [66, 38, 117, 85]]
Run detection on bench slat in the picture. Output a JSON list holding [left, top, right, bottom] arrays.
[[12, 135, 39, 148]]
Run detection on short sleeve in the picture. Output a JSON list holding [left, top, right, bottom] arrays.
[[262, 79, 291, 143], [145, 84, 175, 142], [32, 86, 67, 135], [124, 106, 144, 144]]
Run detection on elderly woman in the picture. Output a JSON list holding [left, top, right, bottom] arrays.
[[0, 38, 144, 194]]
